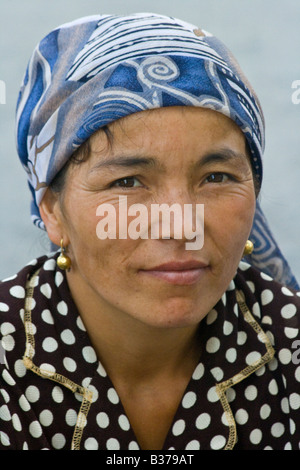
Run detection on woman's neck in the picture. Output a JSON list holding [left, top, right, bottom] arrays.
[[67, 271, 202, 385]]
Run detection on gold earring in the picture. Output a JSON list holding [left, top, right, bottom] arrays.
[[57, 239, 71, 270], [243, 240, 254, 256]]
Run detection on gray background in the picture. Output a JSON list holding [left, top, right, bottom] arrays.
[[0, 0, 299, 281]]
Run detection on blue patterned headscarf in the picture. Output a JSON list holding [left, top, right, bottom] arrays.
[[15, 13, 298, 288]]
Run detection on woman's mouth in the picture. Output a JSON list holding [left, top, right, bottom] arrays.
[[139, 261, 209, 286]]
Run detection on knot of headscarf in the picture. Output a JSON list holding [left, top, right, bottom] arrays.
[[15, 13, 298, 289]]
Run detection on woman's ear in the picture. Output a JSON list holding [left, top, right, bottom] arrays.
[[39, 190, 69, 247]]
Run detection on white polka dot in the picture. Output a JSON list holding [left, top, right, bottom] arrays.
[[281, 286, 294, 296], [84, 437, 99, 450], [96, 412, 110, 429], [246, 351, 261, 365], [268, 358, 278, 371], [29, 421, 43, 438], [106, 438, 120, 450], [207, 386, 219, 403], [42, 337, 58, 353], [271, 422, 285, 438], [226, 348, 237, 363], [249, 428, 262, 445], [2, 369, 15, 386], [43, 258, 56, 270], [57, 300, 68, 316], [82, 346, 97, 363], [260, 272, 273, 281], [246, 281, 255, 293], [19, 394, 30, 412], [76, 316, 86, 331], [289, 393, 300, 410], [1, 389, 9, 404], [55, 271, 64, 287], [206, 337, 220, 353], [118, 414, 130, 431], [261, 289, 274, 306], [52, 433, 66, 449], [25, 386, 40, 403], [260, 404, 271, 420], [185, 440, 200, 450], [235, 409, 249, 425], [252, 302, 261, 318], [52, 386, 64, 403], [39, 410, 53, 427], [284, 328, 298, 339], [40, 283, 52, 299], [172, 419, 185, 436], [182, 391, 197, 409], [192, 363, 204, 380], [268, 379, 279, 396], [281, 397, 289, 414], [278, 348, 292, 364], [41, 309, 54, 324], [12, 413, 22, 432], [210, 435, 226, 450], [2, 335, 15, 352], [210, 367, 224, 382], [9, 285, 25, 299], [295, 366, 300, 383], [223, 321, 233, 335], [281, 304, 297, 319], [262, 315, 272, 325], [61, 329, 76, 345], [0, 303, 9, 312], [245, 385, 258, 401], [0, 432, 10, 446], [237, 331, 247, 345], [128, 441, 140, 450], [65, 409, 77, 426], [0, 404, 10, 421], [63, 357, 77, 372], [97, 363, 107, 377], [195, 413, 211, 430], [107, 388, 119, 405]]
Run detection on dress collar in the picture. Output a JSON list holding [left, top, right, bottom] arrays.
[[22, 256, 275, 450]]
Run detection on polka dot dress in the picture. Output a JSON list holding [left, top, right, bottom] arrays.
[[0, 255, 300, 450]]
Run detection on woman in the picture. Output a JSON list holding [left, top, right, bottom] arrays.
[[1, 13, 299, 451]]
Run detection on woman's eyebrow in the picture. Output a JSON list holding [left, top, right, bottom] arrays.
[[89, 155, 159, 172], [199, 148, 247, 166]]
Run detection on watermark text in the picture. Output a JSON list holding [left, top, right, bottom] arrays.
[[96, 196, 204, 250], [291, 80, 300, 104]]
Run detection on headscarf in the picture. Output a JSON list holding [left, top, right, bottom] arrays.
[[15, 13, 298, 289]]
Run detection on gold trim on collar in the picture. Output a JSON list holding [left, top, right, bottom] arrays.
[[215, 289, 275, 450], [22, 269, 93, 450]]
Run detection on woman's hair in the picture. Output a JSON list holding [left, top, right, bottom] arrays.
[[50, 126, 112, 194]]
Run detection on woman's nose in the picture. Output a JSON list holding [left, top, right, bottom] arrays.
[[149, 188, 204, 250]]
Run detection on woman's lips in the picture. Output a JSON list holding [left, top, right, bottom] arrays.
[[139, 261, 209, 286]]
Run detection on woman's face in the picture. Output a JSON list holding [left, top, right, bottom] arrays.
[[44, 107, 256, 329]]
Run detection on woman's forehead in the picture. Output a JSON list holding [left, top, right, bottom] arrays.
[[90, 107, 246, 152]]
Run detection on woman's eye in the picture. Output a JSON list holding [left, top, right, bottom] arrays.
[[112, 177, 142, 188], [205, 173, 230, 184]]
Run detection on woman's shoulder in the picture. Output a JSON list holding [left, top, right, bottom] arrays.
[[235, 261, 300, 351], [236, 261, 300, 311], [0, 255, 52, 331]]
